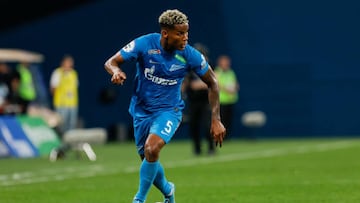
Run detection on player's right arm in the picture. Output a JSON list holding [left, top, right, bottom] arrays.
[[105, 35, 147, 85], [104, 52, 127, 85]]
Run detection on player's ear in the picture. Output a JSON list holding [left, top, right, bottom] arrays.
[[161, 29, 168, 39]]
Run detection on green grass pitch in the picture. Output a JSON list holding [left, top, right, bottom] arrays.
[[1, 138, 360, 203]]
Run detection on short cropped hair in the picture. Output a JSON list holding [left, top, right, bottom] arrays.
[[158, 9, 188, 28]]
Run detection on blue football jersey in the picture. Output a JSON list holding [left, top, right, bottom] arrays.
[[119, 33, 209, 117]]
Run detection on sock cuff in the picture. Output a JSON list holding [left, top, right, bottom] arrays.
[[143, 159, 159, 166]]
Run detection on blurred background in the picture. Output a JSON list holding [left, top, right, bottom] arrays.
[[0, 0, 359, 144]]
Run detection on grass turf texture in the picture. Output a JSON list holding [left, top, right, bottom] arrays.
[[1, 138, 360, 203]]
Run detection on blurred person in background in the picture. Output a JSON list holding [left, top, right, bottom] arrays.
[[4, 68, 26, 114], [0, 63, 10, 110], [215, 55, 239, 139], [16, 61, 36, 113], [0, 62, 27, 114], [50, 54, 79, 136], [182, 43, 215, 156]]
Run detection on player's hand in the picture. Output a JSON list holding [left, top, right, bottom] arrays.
[[111, 70, 127, 85], [210, 119, 226, 147]]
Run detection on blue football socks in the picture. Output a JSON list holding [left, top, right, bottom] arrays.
[[134, 159, 159, 201], [153, 162, 172, 196]]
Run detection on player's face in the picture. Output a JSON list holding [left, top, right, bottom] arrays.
[[165, 24, 189, 51]]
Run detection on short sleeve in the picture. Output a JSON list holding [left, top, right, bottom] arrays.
[[50, 69, 60, 88], [119, 36, 146, 62], [187, 47, 209, 77]]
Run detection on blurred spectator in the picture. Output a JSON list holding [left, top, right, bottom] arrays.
[[50, 54, 79, 136], [16, 62, 37, 113], [0, 63, 10, 107], [0, 63, 11, 114], [0, 62, 27, 114], [214, 55, 239, 139], [182, 43, 215, 155]]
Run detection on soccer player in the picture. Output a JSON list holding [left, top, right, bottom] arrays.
[[104, 9, 226, 203]]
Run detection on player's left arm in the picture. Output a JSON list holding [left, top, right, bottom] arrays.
[[200, 66, 226, 147]]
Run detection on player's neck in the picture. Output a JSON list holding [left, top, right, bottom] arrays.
[[160, 38, 176, 53]]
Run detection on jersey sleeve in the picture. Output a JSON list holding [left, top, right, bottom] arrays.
[[119, 35, 146, 62], [187, 47, 209, 77]]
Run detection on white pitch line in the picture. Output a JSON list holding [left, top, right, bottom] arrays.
[[123, 140, 357, 173], [0, 165, 104, 182], [0, 165, 107, 186], [1, 140, 357, 186]]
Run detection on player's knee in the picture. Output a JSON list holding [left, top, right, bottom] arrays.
[[144, 143, 160, 162]]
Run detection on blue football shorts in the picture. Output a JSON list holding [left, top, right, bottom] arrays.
[[133, 110, 182, 155]]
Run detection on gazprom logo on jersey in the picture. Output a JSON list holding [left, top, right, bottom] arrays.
[[144, 66, 177, 85]]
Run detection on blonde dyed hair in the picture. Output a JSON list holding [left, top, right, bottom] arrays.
[[158, 9, 188, 28]]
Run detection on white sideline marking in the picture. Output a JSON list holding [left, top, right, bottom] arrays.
[[0, 141, 357, 186], [0, 165, 109, 186], [123, 141, 356, 173]]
